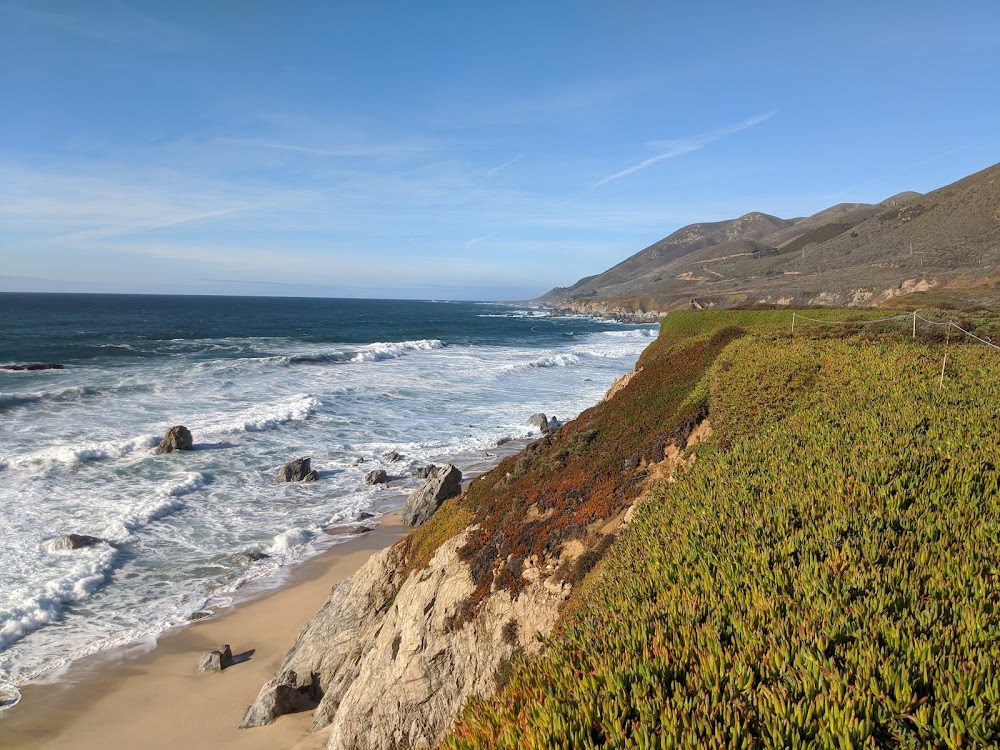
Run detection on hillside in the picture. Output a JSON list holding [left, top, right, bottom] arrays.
[[243, 308, 1000, 749], [537, 162, 1000, 313]]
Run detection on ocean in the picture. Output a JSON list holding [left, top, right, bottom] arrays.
[[0, 293, 655, 708]]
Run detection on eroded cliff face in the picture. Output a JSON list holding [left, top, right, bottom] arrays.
[[242, 530, 569, 749], [243, 327, 727, 750]]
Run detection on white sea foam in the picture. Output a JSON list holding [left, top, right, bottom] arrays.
[[208, 395, 323, 435], [5, 434, 160, 472], [0, 321, 654, 690], [0, 544, 117, 652], [266, 527, 317, 554]]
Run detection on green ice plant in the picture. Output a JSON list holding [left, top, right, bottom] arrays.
[[444, 318, 1000, 749]]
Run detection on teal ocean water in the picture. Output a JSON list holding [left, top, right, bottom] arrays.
[[0, 293, 655, 705]]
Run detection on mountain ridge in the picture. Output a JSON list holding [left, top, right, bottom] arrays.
[[536, 161, 1000, 312]]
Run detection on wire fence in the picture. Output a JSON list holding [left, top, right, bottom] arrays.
[[790, 310, 1000, 352]]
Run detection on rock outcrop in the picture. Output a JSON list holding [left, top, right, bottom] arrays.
[[42, 534, 104, 552], [154, 425, 193, 455], [527, 413, 548, 430], [383, 450, 402, 463], [403, 464, 462, 527], [1, 363, 64, 371], [277, 457, 319, 482], [241, 532, 569, 748], [364, 469, 388, 485]]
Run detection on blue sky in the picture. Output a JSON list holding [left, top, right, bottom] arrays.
[[1, 1, 997, 300]]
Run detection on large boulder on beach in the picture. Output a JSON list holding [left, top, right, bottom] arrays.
[[240, 670, 308, 728], [365, 469, 388, 485], [403, 464, 462, 527], [42, 534, 104, 553], [197, 644, 234, 673], [155, 425, 193, 455], [277, 457, 318, 482]]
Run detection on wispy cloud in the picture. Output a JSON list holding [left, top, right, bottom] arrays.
[[593, 110, 777, 188], [486, 154, 524, 178], [1, 3, 200, 49], [464, 232, 497, 249]]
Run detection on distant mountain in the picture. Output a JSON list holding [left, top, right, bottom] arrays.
[[536, 162, 1000, 313]]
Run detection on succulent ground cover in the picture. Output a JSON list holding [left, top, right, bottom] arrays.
[[443, 312, 1000, 748]]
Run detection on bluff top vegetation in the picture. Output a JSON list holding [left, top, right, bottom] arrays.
[[434, 309, 1000, 748]]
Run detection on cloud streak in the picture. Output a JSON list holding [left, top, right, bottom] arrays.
[[464, 232, 497, 249], [486, 154, 524, 178], [593, 110, 777, 188]]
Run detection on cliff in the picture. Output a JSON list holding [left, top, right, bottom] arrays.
[[244, 307, 1000, 748]]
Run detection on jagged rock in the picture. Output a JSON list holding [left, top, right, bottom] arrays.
[[1, 363, 64, 371], [383, 450, 402, 463], [241, 670, 304, 727], [154, 425, 193, 455], [403, 464, 462, 527], [527, 413, 548, 430], [276, 457, 318, 482], [241, 546, 408, 728], [242, 531, 571, 746], [412, 464, 438, 479], [365, 469, 388, 485], [197, 644, 233, 673], [42, 534, 103, 552]]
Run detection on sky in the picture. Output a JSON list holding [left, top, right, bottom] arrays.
[[1, 1, 998, 300]]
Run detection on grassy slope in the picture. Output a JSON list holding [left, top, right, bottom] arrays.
[[443, 311, 1000, 749]]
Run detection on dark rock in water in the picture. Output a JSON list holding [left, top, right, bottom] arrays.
[[353, 457, 365, 466], [155, 425, 193, 455], [527, 413, 548, 430], [277, 457, 318, 482], [237, 549, 270, 563], [357, 511, 375, 520], [42, 534, 104, 552], [412, 464, 439, 479], [365, 469, 388, 485], [241, 669, 304, 727], [198, 644, 234, 673], [1, 363, 64, 371], [403, 464, 462, 527], [189, 611, 213, 622], [383, 450, 402, 463]]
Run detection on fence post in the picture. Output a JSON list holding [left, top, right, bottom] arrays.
[[912, 311, 917, 339], [939, 323, 951, 387], [791, 313, 795, 337]]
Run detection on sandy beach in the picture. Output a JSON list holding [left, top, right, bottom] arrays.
[[0, 511, 408, 750]]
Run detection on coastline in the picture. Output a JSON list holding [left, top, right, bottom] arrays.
[[0, 438, 535, 750], [0, 511, 408, 750]]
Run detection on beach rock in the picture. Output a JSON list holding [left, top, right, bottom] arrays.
[[365, 469, 388, 485], [154, 425, 193, 455], [357, 511, 375, 520], [198, 644, 234, 673], [241, 670, 304, 727], [1, 363, 64, 371], [42, 534, 103, 553], [527, 413, 548, 430], [412, 464, 438, 479], [237, 549, 270, 563], [276, 457, 318, 482], [383, 450, 402, 463], [403, 464, 462, 527]]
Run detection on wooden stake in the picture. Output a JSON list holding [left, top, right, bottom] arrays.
[[939, 324, 951, 387], [912, 311, 916, 339]]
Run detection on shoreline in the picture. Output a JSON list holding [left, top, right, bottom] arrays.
[[0, 512, 409, 750], [0, 438, 534, 750]]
